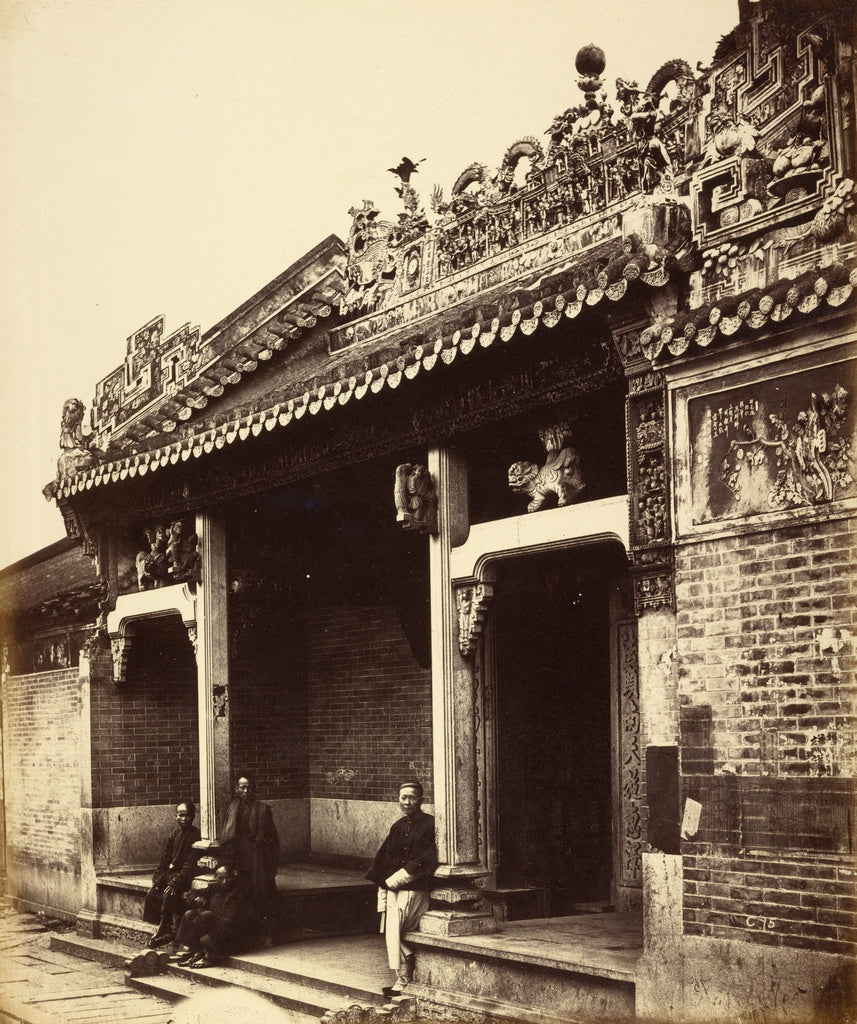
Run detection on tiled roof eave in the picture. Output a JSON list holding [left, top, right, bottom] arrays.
[[641, 261, 857, 362], [51, 259, 678, 502]]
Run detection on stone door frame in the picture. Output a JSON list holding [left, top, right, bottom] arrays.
[[449, 495, 639, 908]]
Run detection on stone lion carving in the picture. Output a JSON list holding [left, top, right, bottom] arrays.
[[55, 397, 98, 480], [508, 424, 586, 512]]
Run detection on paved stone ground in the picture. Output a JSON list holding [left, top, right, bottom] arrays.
[[0, 907, 175, 1024]]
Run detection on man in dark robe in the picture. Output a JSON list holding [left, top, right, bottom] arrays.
[[174, 864, 254, 967], [366, 779, 437, 996], [218, 773, 279, 941], [142, 800, 201, 948]]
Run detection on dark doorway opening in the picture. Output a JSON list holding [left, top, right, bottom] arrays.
[[493, 547, 616, 917]]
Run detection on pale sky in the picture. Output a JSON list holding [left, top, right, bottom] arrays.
[[0, 0, 738, 570]]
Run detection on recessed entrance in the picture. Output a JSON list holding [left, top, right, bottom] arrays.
[[492, 546, 621, 918]]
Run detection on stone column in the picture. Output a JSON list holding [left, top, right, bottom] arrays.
[[193, 512, 231, 860], [76, 640, 111, 937], [424, 447, 496, 936]]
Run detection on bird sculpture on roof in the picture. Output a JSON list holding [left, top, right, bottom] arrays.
[[388, 157, 426, 184]]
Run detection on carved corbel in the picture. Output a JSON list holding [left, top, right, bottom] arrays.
[[185, 623, 198, 662], [394, 463, 438, 534], [456, 581, 493, 657], [111, 623, 136, 685], [54, 500, 99, 559]]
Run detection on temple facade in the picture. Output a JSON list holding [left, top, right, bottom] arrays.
[[3, 0, 855, 1020]]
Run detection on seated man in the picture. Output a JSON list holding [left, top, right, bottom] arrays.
[[174, 864, 254, 967], [142, 800, 201, 948]]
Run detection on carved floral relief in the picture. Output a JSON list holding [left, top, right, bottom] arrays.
[[689, 361, 855, 524]]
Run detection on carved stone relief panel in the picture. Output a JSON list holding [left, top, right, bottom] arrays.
[[617, 618, 643, 895], [686, 358, 854, 526], [135, 518, 201, 591], [627, 371, 674, 614]]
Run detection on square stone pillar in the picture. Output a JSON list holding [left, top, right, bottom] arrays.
[[425, 447, 496, 936], [193, 512, 231, 862], [76, 641, 111, 937]]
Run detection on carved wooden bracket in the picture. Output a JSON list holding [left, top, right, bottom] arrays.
[[186, 623, 199, 662], [456, 582, 494, 657], [136, 518, 201, 591], [111, 624, 136, 685], [394, 463, 438, 534]]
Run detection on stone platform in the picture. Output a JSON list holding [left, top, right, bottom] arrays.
[[410, 911, 642, 1024], [68, 869, 643, 1023], [83, 862, 377, 944]]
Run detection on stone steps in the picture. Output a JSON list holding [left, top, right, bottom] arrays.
[[126, 969, 323, 1022], [52, 926, 394, 1023]]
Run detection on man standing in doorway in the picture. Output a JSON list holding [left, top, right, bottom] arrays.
[[366, 779, 437, 997], [219, 773, 279, 942]]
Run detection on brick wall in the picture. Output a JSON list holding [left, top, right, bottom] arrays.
[[306, 605, 432, 803], [230, 621, 308, 800], [90, 616, 199, 807], [675, 515, 857, 956], [2, 666, 81, 911]]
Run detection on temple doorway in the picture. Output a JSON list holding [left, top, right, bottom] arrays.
[[491, 545, 624, 918]]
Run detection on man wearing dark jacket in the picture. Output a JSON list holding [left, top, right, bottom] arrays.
[[366, 779, 437, 996], [143, 800, 201, 948], [174, 864, 254, 967], [218, 773, 279, 940]]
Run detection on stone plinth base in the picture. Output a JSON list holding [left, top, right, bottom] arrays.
[[418, 908, 498, 937]]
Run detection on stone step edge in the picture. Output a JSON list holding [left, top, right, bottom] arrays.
[[408, 982, 590, 1024], [52, 930, 143, 968], [412, 931, 637, 984], [141, 962, 374, 1018], [57, 916, 386, 996], [169, 957, 387, 1010], [219, 950, 388, 1004], [129, 973, 352, 1024], [75, 907, 154, 944]]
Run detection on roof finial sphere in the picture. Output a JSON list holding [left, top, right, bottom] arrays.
[[575, 44, 606, 77]]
